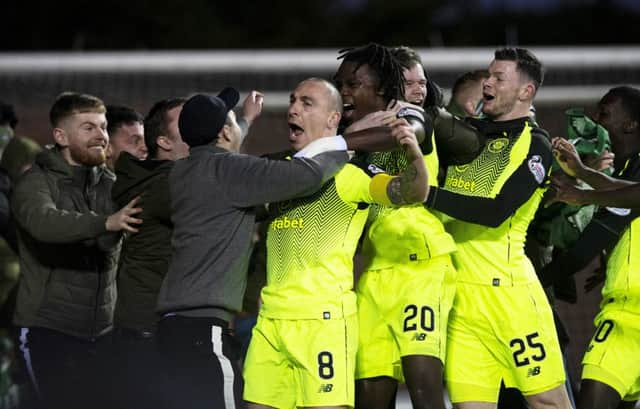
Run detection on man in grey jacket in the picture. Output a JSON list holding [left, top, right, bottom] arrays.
[[11, 92, 142, 409], [155, 87, 349, 409]]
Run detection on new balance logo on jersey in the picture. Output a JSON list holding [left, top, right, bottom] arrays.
[[527, 366, 541, 377], [412, 333, 427, 341], [271, 216, 305, 230], [318, 384, 333, 393]]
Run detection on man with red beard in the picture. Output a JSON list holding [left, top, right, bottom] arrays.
[[11, 92, 142, 409]]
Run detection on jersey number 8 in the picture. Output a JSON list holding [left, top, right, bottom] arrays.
[[318, 351, 334, 380]]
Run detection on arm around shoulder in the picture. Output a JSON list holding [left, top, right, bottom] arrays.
[[224, 150, 349, 207]]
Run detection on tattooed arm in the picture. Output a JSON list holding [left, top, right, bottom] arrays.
[[386, 119, 429, 205]]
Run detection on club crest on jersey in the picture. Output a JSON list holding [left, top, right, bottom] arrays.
[[528, 155, 546, 184], [606, 207, 631, 216], [367, 164, 385, 174], [488, 138, 509, 153]]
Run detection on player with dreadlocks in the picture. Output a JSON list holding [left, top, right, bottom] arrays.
[[336, 43, 407, 122], [335, 43, 428, 152], [334, 42, 456, 409]]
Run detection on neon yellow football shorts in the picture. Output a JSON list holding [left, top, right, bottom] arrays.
[[356, 254, 456, 381], [445, 281, 566, 403], [243, 313, 358, 408], [582, 305, 640, 402]]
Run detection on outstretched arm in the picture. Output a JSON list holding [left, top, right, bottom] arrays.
[[425, 131, 551, 227], [550, 175, 640, 208], [343, 104, 428, 153]]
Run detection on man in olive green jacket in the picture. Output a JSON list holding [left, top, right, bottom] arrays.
[[11, 92, 142, 409]]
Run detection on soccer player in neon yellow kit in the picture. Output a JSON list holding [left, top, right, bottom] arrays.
[[545, 86, 640, 409], [333, 43, 457, 409], [243, 77, 429, 409], [424, 48, 573, 409]]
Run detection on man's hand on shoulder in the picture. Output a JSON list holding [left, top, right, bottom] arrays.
[[106, 196, 143, 233]]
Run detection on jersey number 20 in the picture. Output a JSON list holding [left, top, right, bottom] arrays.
[[403, 305, 435, 332]]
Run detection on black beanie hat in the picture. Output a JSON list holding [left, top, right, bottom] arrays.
[[179, 87, 240, 147]]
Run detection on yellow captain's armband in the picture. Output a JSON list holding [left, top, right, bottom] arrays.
[[369, 173, 395, 206]]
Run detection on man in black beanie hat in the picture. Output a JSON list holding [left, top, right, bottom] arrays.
[[156, 87, 350, 409]]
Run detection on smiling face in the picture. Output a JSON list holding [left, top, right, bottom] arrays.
[[482, 59, 533, 121], [287, 79, 341, 151], [333, 61, 386, 125], [403, 63, 428, 106], [55, 112, 109, 166]]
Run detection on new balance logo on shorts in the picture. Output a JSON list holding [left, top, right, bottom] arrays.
[[527, 366, 541, 377], [412, 333, 427, 341], [318, 384, 333, 393]]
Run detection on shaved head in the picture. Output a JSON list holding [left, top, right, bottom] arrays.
[[299, 78, 343, 113]]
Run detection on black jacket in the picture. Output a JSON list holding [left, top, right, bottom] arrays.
[[112, 152, 174, 333]]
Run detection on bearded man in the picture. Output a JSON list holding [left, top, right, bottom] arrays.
[[11, 92, 142, 409]]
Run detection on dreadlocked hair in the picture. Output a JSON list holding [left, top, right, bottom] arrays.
[[337, 43, 405, 104]]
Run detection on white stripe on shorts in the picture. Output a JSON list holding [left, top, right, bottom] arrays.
[[18, 328, 41, 397], [211, 325, 236, 409]]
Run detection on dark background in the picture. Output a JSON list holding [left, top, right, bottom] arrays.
[[3, 0, 639, 390], [4, 0, 640, 50]]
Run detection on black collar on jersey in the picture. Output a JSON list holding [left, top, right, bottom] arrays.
[[467, 116, 534, 138]]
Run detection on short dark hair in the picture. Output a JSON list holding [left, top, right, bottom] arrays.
[[49, 92, 106, 127], [390, 46, 423, 70], [143, 97, 186, 158], [0, 101, 18, 129], [451, 69, 490, 98], [494, 48, 544, 91], [106, 105, 143, 137], [336, 43, 405, 103], [606, 86, 640, 123]]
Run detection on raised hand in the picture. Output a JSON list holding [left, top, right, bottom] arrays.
[[386, 118, 428, 205], [242, 90, 264, 125], [390, 118, 420, 158], [551, 137, 584, 177]]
